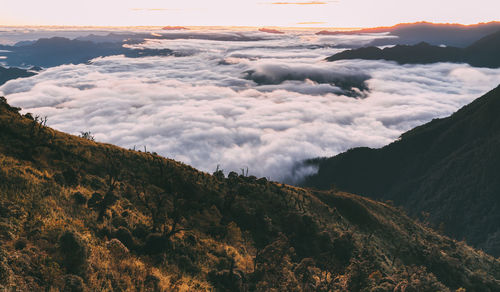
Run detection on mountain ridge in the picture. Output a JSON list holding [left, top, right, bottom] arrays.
[[325, 30, 500, 68], [301, 84, 500, 257], [317, 21, 500, 47]]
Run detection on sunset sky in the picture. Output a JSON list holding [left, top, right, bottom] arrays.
[[1, 0, 499, 28]]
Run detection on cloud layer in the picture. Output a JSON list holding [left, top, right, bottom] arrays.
[[2, 31, 500, 182]]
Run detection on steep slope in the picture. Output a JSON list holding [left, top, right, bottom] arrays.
[[0, 97, 499, 291], [317, 21, 500, 47], [302, 85, 500, 257], [465, 30, 500, 68], [325, 30, 500, 68], [0, 66, 36, 86]]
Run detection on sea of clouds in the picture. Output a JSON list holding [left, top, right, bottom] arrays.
[[2, 29, 500, 182]]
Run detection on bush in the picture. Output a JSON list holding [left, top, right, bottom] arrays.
[[176, 254, 200, 275], [145, 274, 160, 291], [72, 192, 87, 205], [111, 216, 128, 229], [62, 168, 79, 186], [14, 238, 27, 250], [58, 231, 88, 274], [144, 233, 168, 255], [132, 223, 149, 240], [87, 193, 102, 209], [106, 239, 129, 260], [115, 227, 135, 250], [63, 274, 86, 292]]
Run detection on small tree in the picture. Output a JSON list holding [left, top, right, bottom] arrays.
[[79, 131, 95, 141]]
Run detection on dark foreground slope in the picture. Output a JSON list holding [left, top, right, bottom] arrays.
[[0, 97, 499, 291], [302, 85, 500, 257], [326, 30, 500, 68]]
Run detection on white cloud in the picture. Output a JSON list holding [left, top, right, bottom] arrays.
[[2, 32, 500, 182]]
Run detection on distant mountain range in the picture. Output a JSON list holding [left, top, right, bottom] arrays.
[[326, 30, 500, 68], [301, 85, 500, 257], [318, 21, 500, 48], [75, 31, 267, 44], [0, 37, 173, 68]]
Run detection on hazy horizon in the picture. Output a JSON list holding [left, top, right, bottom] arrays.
[[2, 0, 499, 27]]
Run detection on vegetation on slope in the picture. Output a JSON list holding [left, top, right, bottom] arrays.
[[302, 85, 500, 258], [0, 96, 499, 291]]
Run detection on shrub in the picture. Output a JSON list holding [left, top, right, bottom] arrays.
[[72, 192, 87, 205], [62, 168, 79, 186], [111, 216, 128, 229], [176, 254, 200, 275], [97, 226, 112, 239], [132, 223, 149, 240], [63, 274, 86, 292], [79, 131, 95, 142], [145, 274, 160, 291], [115, 227, 134, 250], [87, 192, 102, 209], [58, 231, 88, 274], [14, 238, 27, 250], [144, 233, 168, 255], [228, 171, 239, 180], [106, 239, 129, 260]]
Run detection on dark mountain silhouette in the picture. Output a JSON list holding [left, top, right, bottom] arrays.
[[317, 21, 500, 47], [1, 95, 500, 290], [0, 32, 273, 68], [326, 30, 500, 68], [0, 37, 173, 68], [0, 66, 36, 86], [301, 85, 500, 256], [465, 30, 500, 68]]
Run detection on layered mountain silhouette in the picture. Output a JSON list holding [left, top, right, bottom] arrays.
[[75, 31, 267, 44], [0, 65, 36, 86], [326, 30, 500, 68], [318, 21, 500, 47], [301, 85, 500, 256], [1, 95, 500, 290], [0, 37, 173, 68]]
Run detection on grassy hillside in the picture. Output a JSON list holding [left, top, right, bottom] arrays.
[[0, 96, 499, 291], [302, 85, 500, 258]]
